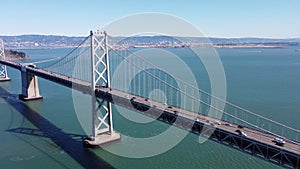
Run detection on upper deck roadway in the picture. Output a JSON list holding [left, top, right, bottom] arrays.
[[1, 59, 299, 168]]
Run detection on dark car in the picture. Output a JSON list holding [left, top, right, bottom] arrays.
[[173, 110, 178, 115], [238, 125, 244, 129], [25, 63, 36, 68]]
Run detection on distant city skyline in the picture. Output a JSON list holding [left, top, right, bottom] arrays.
[[1, 0, 300, 38]]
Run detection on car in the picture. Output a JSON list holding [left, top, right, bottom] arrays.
[[241, 132, 247, 137], [238, 125, 244, 129], [213, 121, 221, 125], [236, 129, 247, 137], [273, 138, 285, 146], [173, 110, 178, 115], [225, 123, 232, 127], [24, 63, 36, 68], [168, 105, 172, 109]]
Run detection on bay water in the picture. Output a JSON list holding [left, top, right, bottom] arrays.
[[1, 46, 300, 169]]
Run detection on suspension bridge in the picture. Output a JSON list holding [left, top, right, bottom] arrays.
[[0, 31, 300, 168]]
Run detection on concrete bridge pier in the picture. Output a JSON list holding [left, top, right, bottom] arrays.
[[19, 66, 43, 101]]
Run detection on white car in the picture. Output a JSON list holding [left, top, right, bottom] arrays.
[[236, 129, 247, 137], [241, 131, 247, 137], [273, 138, 285, 146]]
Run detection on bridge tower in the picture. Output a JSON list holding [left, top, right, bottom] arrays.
[[84, 31, 121, 147], [0, 39, 11, 81]]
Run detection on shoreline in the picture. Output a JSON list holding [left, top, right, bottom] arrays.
[[212, 45, 282, 49], [4, 49, 30, 60], [7, 44, 288, 50]]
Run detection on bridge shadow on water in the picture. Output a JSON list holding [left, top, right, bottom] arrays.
[[0, 86, 115, 169]]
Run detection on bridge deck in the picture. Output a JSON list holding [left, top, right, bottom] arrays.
[[96, 87, 300, 168], [98, 87, 300, 155]]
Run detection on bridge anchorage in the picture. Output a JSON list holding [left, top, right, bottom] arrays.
[[83, 31, 121, 147], [0, 39, 11, 82]]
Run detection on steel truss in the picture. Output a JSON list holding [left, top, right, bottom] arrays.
[[0, 39, 10, 81]]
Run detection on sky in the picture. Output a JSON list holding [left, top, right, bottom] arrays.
[[1, 0, 300, 38]]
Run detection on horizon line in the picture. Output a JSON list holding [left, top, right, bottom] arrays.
[[1, 33, 300, 39]]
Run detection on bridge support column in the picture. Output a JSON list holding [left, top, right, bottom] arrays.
[[19, 66, 43, 101], [0, 39, 11, 82], [84, 31, 121, 147]]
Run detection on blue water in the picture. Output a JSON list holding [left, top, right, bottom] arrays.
[[1, 46, 300, 168]]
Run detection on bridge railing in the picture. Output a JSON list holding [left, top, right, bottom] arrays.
[[191, 86, 300, 143]]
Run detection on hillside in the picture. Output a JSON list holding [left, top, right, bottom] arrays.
[[0, 35, 86, 49], [1, 35, 300, 49]]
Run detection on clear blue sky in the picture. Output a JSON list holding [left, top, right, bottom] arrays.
[[1, 0, 300, 38]]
